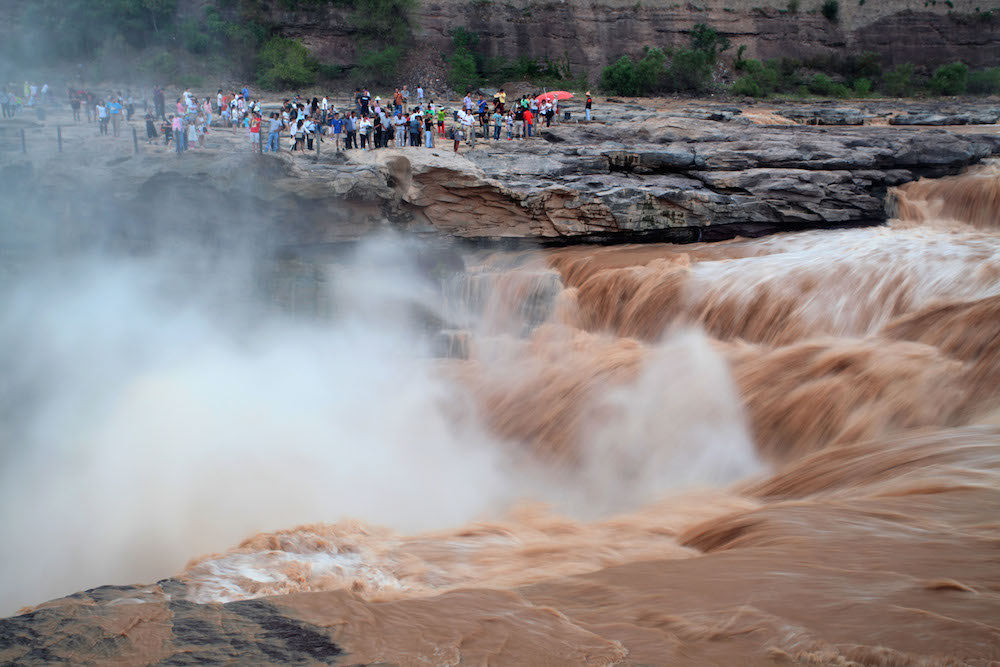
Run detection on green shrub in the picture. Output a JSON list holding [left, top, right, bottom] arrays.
[[637, 47, 668, 90], [808, 73, 850, 97], [179, 19, 212, 53], [600, 23, 726, 96], [731, 75, 764, 97], [665, 47, 715, 92], [852, 77, 872, 96], [787, 0, 800, 12], [730, 58, 779, 97], [447, 48, 481, 93], [882, 63, 915, 96], [256, 37, 319, 90], [600, 55, 641, 95], [689, 23, 730, 59], [821, 0, 839, 21], [843, 51, 882, 79], [930, 61, 969, 95], [968, 67, 1000, 94]]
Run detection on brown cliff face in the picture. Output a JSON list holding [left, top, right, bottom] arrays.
[[268, 0, 1000, 81]]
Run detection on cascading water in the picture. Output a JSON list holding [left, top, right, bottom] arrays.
[[3, 162, 1000, 665]]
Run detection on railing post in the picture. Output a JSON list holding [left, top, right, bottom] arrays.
[[316, 128, 320, 161], [132, 126, 139, 154], [57, 125, 62, 153], [258, 125, 263, 153], [21, 128, 26, 153]]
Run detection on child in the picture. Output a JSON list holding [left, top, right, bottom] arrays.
[[437, 105, 446, 137], [505, 112, 513, 140], [493, 109, 502, 141]]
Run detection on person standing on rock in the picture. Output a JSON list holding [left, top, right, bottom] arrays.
[[437, 105, 446, 137], [452, 119, 463, 153], [462, 109, 476, 149], [361, 114, 374, 150], [153, 86, 165, 120], [161, 115, 172, 148], [108, 96, 122, 137], [478, 95, 489, 139], [267, 112, 282, 152], [524, 106, 534, 138], [345, 112, 357, 150], [513, 104, 524, 139], [330, 112, 343, 151], [394, 112, 407, 148], [171, 114, 183, 153], [492, 107, 502, 140], [417, 84, 424, 107], [145, 111, 157, 144], [402, 85, 410, 112], [409, 113, 421, 147], [585, 92, 593, 121], [464, 92, 473, 115], [354, 88, 362, 116], [424, 111, 434, 148], [96, 100, 108, 135]]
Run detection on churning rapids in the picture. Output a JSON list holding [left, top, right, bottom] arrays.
[[2, 163, 1000, 665]]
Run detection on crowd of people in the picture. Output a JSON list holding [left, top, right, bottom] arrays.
[[248, 86, 588, 155], [1, 82, 56, 118], [4, 79, 594, 156]]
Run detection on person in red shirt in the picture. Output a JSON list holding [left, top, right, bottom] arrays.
[[249, 113, 261, 152], [524, 108, 534, 138]]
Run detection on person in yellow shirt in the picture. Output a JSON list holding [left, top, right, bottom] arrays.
[[493, 89, 506, 113]]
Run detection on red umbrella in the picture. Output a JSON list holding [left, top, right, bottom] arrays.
[[536, 91, 575, 102]]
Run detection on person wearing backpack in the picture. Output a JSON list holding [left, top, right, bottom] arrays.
[[409, 113, 421, 147]]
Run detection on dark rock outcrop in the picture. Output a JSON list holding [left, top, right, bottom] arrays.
[[4, 103, 1000, 249]]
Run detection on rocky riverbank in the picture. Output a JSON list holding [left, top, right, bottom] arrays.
[[2, 99, 998, 251]]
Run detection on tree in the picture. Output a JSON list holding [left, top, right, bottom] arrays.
[[600, 56, 640, 96], [447, 49, 481, 93], [256, 37, 319, 90], [930, 62, 969, 96]]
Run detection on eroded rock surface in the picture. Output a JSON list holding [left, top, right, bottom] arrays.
[[3, 103, 1000, 248]]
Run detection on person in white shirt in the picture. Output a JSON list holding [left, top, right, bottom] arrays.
[[394, 114, 407, 147], [460, 109, 476, 149], [321, 96, 329, 112], [96, 102, 108, 135], [401, 85, 410, 111], [417, 85, 424, 104]]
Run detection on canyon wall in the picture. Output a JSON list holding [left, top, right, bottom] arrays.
[[276, 0, 1000, 81]]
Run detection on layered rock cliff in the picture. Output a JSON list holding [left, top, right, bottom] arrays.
[[4, 101, 999, 251], [273, 0, 1000, 81]]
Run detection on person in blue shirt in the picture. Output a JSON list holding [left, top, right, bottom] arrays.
[[478, 95, 489, 139], [330, 113, 344, 151], [107, 98, 123, 136]]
